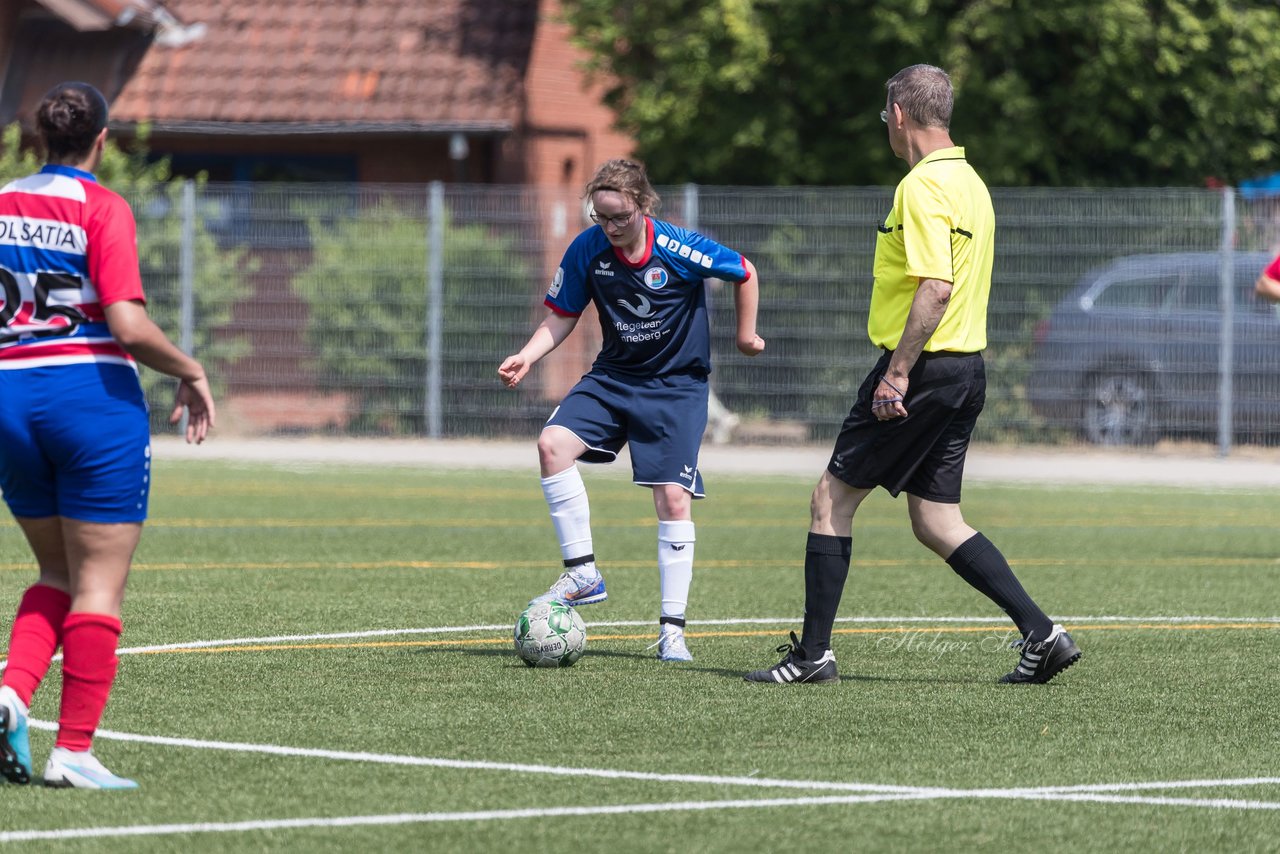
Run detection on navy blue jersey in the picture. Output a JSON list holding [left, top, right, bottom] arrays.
[[545, 217, 750, 377]]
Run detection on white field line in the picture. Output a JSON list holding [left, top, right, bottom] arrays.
[[22, 717, 1280, 807], [3, 613, 1279, 674], [4, 616, 1280, 843], [3, 786, 1280, 844], [63, 723, 1280, 799], [19, 719, 952, 796], [0, 617, 1259, 676], [0, 794, 939, 843]]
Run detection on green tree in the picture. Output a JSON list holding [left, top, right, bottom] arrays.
[[562, 0, 1280, 186], [292, 200, 538, 436], [0, 124, 247, 429], [945, 0, 1280, 186]]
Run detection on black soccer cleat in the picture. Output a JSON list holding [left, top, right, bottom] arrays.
[[744, 631, 840, 685], [999, 624, 1081, 684]]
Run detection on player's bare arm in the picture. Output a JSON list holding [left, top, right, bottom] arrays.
[[1255, 271, 1280, 304], [874, 277, 952, 420], [498, 310, 580, 388], [103, 299, 216, 443], [734, 258, 766, 356]]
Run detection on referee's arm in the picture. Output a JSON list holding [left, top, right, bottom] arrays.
[[874, 277, 952, 419]]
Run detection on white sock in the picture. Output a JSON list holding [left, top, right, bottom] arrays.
[[658, 520, 696, 622], [541, 466, 597, 575]]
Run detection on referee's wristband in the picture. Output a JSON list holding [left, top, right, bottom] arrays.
[[878, 377, 906, 397]]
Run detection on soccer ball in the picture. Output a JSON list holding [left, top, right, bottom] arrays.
[[514, 601, 587, 668]]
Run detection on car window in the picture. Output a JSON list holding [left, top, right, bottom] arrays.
[[1086, 256, 1280, 317], [1167, 270, 1218, 311], [1090, 274, 1168, 310], [1091, 271, 1196, 312]]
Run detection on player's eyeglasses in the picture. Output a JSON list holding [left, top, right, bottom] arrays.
[[880, 109, 888, 124], [590, 208, 638, 228]]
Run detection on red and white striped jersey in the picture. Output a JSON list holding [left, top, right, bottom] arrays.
[[0, 164, 145, 370]]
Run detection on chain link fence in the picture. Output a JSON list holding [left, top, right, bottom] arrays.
[[132, 182, 1280, 452]]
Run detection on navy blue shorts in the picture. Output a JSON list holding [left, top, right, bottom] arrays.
[[827, 351, 985, 503], [546, 370, 707, 497], [0, 364, 152, 523]]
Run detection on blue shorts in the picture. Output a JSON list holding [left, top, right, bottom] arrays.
[[546, 370, 708, 497], [0, 364, 152, 523]]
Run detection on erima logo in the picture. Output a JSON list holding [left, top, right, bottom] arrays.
[[678, 464, 694, 481], [597, 260, 614, 277], [670, 544, 687, 551], [617, 293, 656, 318]]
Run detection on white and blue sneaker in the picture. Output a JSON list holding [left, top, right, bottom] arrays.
[[651, 624, 693, 662], [43, 747, 139, 790], [0, 686, 32, 784], [529, 568, 608, 607]]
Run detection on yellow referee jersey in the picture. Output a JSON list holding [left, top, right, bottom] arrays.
[[868, 146, 994, 352]]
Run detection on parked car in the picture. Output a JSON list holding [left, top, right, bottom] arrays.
[[1027, 251, 1280, 445]]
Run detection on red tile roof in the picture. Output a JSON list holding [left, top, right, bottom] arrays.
[[111, 0, 538, 131], [33, 0, 142, 31]]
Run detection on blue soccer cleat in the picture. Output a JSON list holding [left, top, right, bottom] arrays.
[[529, 568, 608, 607], [0, 686, 32, 785]]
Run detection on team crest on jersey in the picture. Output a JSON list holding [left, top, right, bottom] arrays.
[[548, 266, 564, 298], [643, 267, 668, 290]]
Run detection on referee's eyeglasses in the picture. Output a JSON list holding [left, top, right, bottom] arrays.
[[590, 208, 638, 229]]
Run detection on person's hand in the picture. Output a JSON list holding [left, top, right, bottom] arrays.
[[498, 354, 530, 388], [737, 333, 766, 356], [170, 374, 215, 444], [871, 374, 908, 420]]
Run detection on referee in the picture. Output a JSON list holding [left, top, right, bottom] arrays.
[[746, 64, 1079, 686]]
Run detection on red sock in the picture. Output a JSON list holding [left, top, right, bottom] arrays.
[[1, 584, 72, 707], [56, 612, 122, 752]]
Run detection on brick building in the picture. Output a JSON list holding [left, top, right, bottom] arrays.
[[1, 0, 632, 187], [0, 0, 633, 430]]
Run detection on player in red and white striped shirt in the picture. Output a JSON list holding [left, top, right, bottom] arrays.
[[0, 82, 214, 789]]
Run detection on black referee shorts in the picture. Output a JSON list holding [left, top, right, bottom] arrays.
[[827, 350, 985, 503]]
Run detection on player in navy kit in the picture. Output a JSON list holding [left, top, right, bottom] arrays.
[[499, 159, 764, 661], [0, 82, 214, 789]]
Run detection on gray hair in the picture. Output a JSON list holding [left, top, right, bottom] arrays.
[[885, 65, 953, 130]]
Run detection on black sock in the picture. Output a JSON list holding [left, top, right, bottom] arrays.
[[946, 532, 1053, 641], [799, 533, 852, 658]]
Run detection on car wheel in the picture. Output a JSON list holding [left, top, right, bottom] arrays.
[[1083, 372, 1154, 446]]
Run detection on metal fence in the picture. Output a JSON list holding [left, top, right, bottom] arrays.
[[132, 182, 1280, 453]]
